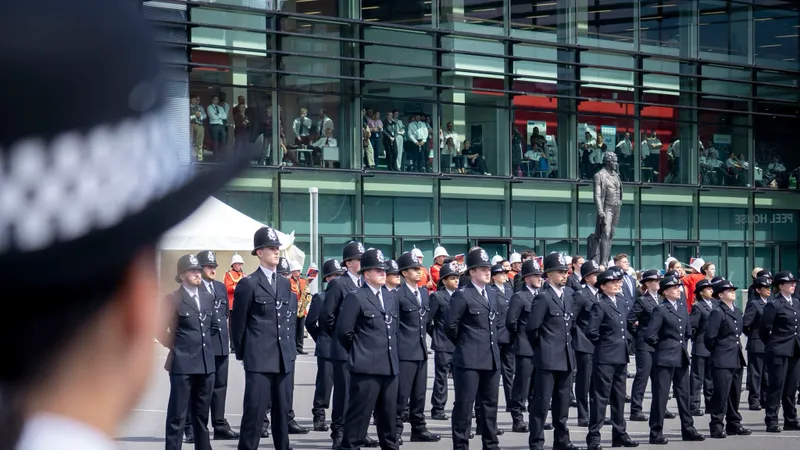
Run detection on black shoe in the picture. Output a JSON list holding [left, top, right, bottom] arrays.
[[183, 434, 195, 444], [767, 425, 782, 433], [553, 444, 580, 450], [288, 419, 309, 434], [709, 431, 727, 439], [469, 432, 475, 439], [727, 427, 751, 436], [629, 412, 648, 421], [544, 423, 554, 430], [365, 436, 379, 447], [497, 428, 504, 435], [213, 423, 240, 440], [570, 398, 578, 407], [627, 372, 634, 379], [297, 349, 308, 355], [612, 438, 639, 447], [410, 429, 441, 442], [261, 426, 270, 438], [313, 418, 329, 432], [330, 431, 341, 448], [682, 431, 705, 441], [664, 410, 677, 419], [577, 419, 589, 427], [749, 403, 762, 411], [648, 437, 668, 445], [431, 412, 449, 420], [397, 434, 403, 446], [512, 421, 529, 432], [604, 418, 612, 425], [690, 409, 704, 416], [625, 395, 631, 403], [588, 446, 602, 450], [785, 422, 800, 431]]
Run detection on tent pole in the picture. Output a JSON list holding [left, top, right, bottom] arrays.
[[309, 186, 320, 294]]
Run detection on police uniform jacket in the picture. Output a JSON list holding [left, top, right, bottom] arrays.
[[397, 283, 430, 361], [743, 297, 768, 354], [490, 283, 513, 345], [444, 283, 501, 371], [306, 292, 333, 358], [566, 272, 583, 293], [585, 292, 630, 365], [428, 289, 456, 353], [572, 287, 599, 354], [690, 298, 715, 357], [628, 292, 660, 353], [644, 300, 691, 368], [322, 274, 359, 361], [506, 288, 536, 357], [230, 268, 297, 373], [759, 295, 800, 357], [208, 279, 230, 357], [526, 283, 576, 372], [335, 284, 399, 376], [704, 304, 746, 369], [162, 287, 216, 375]]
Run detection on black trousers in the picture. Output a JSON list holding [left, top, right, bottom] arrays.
[[510, 355, 534, 423], [689, 354, 713, 410], [295, 317, 306, 352], [396, 360, 428, 435], [649, 365, 695, 439], [575, 351, 593, 422], [383, 135, 398, 171], [184, 355, 230, 435], [452, 367, 500, 450], [330, 359, 350, 435], [430, 351, 453, 415], [587, 363, 630, 447], [342, 372, 399, 450], [263, 362, 297, 428], [747, 350, 769, 406], [764, 354, 800, 427], [312, 356, 335, 420], [529, 368, 572, 449], [499, 343, 515, 412], [238, 370, 292, 450], [166, 372, 214, 450], [630, 349, 653, 414], [708, 367, 744, 433]]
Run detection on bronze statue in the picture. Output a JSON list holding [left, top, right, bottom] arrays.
[[586, 152, 623, 265]]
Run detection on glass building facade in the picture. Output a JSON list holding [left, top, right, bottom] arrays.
[[145, 0, 800, 289]]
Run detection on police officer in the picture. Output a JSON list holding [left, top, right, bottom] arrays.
[[748, 270, 773, 301], [704, 280, 751, 438], [489, 263, 515, 421], [336, 248, 401, 449], [643, 275, 705, 444], [527, 252, 578, 450], [394, 251, 440, 443], [689, 279, 716, 416], [507, 259, 544, 432], [571, 260, 602, 427], [163, 254, 217, 450], [306, 259, 345, 431], [230, 226, 297, 450], [743, 275, 772, 410], [585, 269, 639, 449], [760, 271, 800, 433], [444, 247, 502, 450], [385, 259, 402, 290], [429, 261, 459, 420]]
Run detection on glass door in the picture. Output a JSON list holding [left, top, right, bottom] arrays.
[[669, 242, 700, 268]]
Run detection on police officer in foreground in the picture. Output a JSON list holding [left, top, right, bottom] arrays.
[[527, 252, 578, 450], [489, 263, 515, 422], [336, 248, 401, 450], [571, 260, 602, 427], [689, 279, 716, 416], [163, 254, 217, 450], [428, 261, 459, 421], [231, 226, 297, 450], [306, 259, 345, 431], [760, 271, 800, 433], [643, 275, 705, 444], [585, 269, 639, 449], [743, 275, 772, 410], [444, 247, 502, 450], [704, 280, 751, 438]]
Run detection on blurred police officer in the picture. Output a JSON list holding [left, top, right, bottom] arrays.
[[689, 279, 715, 416], [394, 252, 440, 443], [627, 270, 661, 421], [429, 261, 460, 420], [489, 263, 515, 421], [760, 271, 800, 433], [306, 259, 345, 431], [743, 276, 772, 410], [584, 269, 639, 449], [704, 280, 751, 438], [336, 249, 401, 450], [643, 275, 705, 444], [163, 254, 217, 450], [513, 251, 536, 293], [444, 247, 502, 450], [571, 260, 602, 427], [566, 255, 585, 292], [748, 270, 773, 301], [527, 252, 578, 450], [230, 226, 297, 450], [385, 259, 402, 290]]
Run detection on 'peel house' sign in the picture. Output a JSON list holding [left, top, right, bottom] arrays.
[[734, 213, 794, 225]]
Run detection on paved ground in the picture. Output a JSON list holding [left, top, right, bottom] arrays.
[[119, 340, 798, 449]]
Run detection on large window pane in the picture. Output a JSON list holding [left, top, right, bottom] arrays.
[[442, 179, 508, 237], [577, 114, 636, 182], [754, 6, 800, 71], [279, 92, 355, 169], [779, 244, 798, 273], [641, 241, 668, 272], [641, 188, 696, 240], [441, 199, 468, 237], [579, 0, 635, 50], [364, 237, 398, 262], [214, 190, 273, 224], [698, 192, 749, 241], [511, 184, 574, 239], [754, 102, 799, 190], [577, 185, 634, 240], [698, 0, 751, 63], [639, 0, 689, 57], [509, 0, 562, 40], [280, 172, 357, 235], [322, 236, 360, 264], [754, 244, 776, 271], [440, 0, 504, 35], [361, 0, 433, 27], [727, 244, 748, 297], [363, 177, 436, 236], [754, 192, 800, 242]]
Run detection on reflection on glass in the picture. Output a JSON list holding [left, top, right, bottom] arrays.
[[754, 102, 799, 190], [698, 0, 750, 63], [754, 6, 800, 71], [361, 0, 433, 26], [639, 1, 684, 55], [509, 0, 560, 38], [511, 110, 560, 179], [580, 0, 635, 49], [577, 114, 636, 182], [440, 0, 504, 34]]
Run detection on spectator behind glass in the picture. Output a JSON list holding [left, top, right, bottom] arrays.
[[462, 140, 490, 176]]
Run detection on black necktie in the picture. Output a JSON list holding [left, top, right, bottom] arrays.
[[270, 273, 276, 294]]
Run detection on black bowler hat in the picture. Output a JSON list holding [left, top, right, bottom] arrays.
[[385, 259, 400, 275], [694, 279, 713, 295], [252, 226, 282, 256], [521, 259, 543, 278], [175, 254, 202, 283], [322, 258, 345, 279], [713, 280, 737, 298], [466, 247, 492, 271], [439, 261, 460, 279], [773, 271, 796, 286], [491, 263, 509, 275], [580, 260, 602, 281], [359, 248, 387, 273], [196, 250, 218, 268], [711, 276, 727, 285], [343, 241, 365, 262], [756, 269, 773, 280], [752, 276, 771, 289], [277, 257, 291, 275], [594, 269, 623, 289], [640, 269, 661, 283], [397, 251, 423, 272], [658, 275, 683, 294], [543, 252, 569, 273]]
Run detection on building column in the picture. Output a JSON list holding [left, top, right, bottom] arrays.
[[557, 0, 578, 179], [678, 0, 699, 185]]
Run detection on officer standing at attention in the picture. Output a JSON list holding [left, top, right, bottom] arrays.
[[428, 261, 460, 420], [385, 259, 402, 290], [489, 263, 515, 421], [163, 254, 218, 450], [306, 259, 345, 432], [527, 252, 578, 450], [704, 280, 751, 438], [643, 275, 705, 445], [743, 276, 772, 410], [585, 269, 639, 449], [571, 260, 602, 427], [336, 248, 401, 450], [759, 271, 800, 433], [394, 251, 440, 443], [444, 247, 502, 450], [689, 280, 716, 416], [507, 258, 544, 432], [231, 226, 297, 450]]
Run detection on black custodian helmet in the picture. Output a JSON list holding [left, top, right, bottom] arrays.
[[773, 271, 796, 286], [277, 257, 291, 275], [397, 251, 423, 272], [359, 248, 387, 273], [385, 259, 400, 275], [175, 253, 202, 283], [322, 258, 344, 279], [543, 252, 569, 273], [252, 226, 282, 256], [712, 280, 737, 298], [196, 250, 218, 268], [658, 275, 682, 294], [439, 261, 460, 279], [580, 260, 602, 281], [466, 247, 492, 271], [520, 259, 544, 278], [594, 269, 623, 289], [343, 241, 365, 262]]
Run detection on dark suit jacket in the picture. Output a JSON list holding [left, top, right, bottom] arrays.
[[507, 288, 537, 357], [444, 283, 501, 371], [760, 295, 800, 357], [644, 300, 692, 368], [306, 291, 333, 358], [322, 274, 360, 361], [208, 280, 230, 357], [690, 298, 715, 357], [336, 284, 399, 376], [428, 289, 455, 353], [704, 304, 746, 369], [397, 283, 430, 361], [586, 293, 630, 365], [162, 287, 216, 375], [628, 292, 660, 353], [572, 287, 599, 354], [526, 284, 576, 372], [566, 273, 583, 293], [490, 283, 513, 345], [230, 268, 296, 373], [743, 297, 768, 354], [620, 274, 637, 307]]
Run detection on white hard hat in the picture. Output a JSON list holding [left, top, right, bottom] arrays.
[[411, 248, 424, 258], [509, 252, 521, 264], [690, 258, 705, 273], [289, 260, 302, 272], [491, 255, 504, 265], [565, 255, 573, 265], [434, 245, 449, 258], [231, 253, 244, 266]]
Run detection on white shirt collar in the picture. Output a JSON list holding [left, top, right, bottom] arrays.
[[347, 270, 360, 286], [368, 283, 381, 296], [760, 296, 769, 303], [405, 281, 419, 293], [259, 265, 275, 280], [16, 413, 116, 450], [182, 285, 198, 297], [667, 299, 678, 308], [548, 281, 563, 298], [526, 285, 538, 295], [446, 288, 455, 296], [587, 285, 598, 296]]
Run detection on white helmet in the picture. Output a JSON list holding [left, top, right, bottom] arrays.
[[289, 260, 302, 272], [411, 248, 424, 259], [689, 258, 705, 274], [434, 245, 449, 259], [509, 252, 522, 264], [491, 254, 504, 265], [231, 253, 244, 266]]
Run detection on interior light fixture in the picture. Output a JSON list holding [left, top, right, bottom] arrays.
[[590, 9, 613, 13], [526, 14, 549, 19], [538, 2, 557, 6], [759, 44, 782, 48], [700, 10, 725, 15], [754, 17, 774, 21], [472, 8, 497, 12], [362, 6, 379, 10], [776, 34, 799, 38]]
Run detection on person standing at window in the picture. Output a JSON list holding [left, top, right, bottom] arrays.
[[208, 95, 228, 162], [190, 95, 207, 162], [292, 108, 312, 147]]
